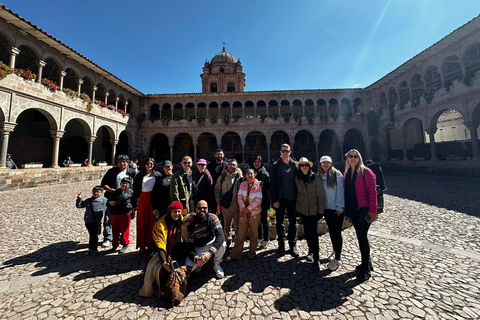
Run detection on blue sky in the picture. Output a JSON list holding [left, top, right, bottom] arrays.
[[3, 1, 480, 94]]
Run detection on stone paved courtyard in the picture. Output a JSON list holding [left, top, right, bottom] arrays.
[[0, 171, 479, 320]]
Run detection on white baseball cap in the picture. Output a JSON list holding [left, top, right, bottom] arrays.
[[320, 156, 332, 163]]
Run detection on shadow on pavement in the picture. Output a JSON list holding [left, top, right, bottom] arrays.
[[221, 248, 359, 312], [1, 240, 143, 278], [384, 172, 480, 217]]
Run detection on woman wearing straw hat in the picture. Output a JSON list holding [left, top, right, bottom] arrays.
[[294, 157, 325, 270]]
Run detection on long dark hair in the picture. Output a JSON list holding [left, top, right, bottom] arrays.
[[138, 157, 157, 177]]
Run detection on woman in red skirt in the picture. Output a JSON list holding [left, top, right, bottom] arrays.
[[133, 158, 162, 255]]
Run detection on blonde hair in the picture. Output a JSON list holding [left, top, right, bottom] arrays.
[[344, 149, 365, 176]]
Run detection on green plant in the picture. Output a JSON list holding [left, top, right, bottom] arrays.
[[319, 113, 328, 123], [424, 88, 436, 104], [388, 103, 395, 123], [210, 115, 218, 124], [267, 208, 276, 226], [342, 112, 353, 122], [14, 68, 37, 81], [282, 113, 291, 123], [367, 110, 380, 135], [330, 113, 339, 121], [173, 115, 183, 121], [161, 116, 170, 126], [293, 113, 301, 125], [306, 113, 314, 125], [223, 114, 230, 126], [411, 92, 421, 108], [260, 113, 267, 123], [233, 114, 241, 122], [63, 88, 77, 100], [41, 78, 60, 91], [197, 115, 206, 126], [464, 70, 475, 86], [271, 113, 279, 120], [0, 61, 13, 79]]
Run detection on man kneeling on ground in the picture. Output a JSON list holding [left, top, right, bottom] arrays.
[[182, 200, 226, 279]]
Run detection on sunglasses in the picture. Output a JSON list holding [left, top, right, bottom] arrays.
[[348, 155, 359, 159], [280, 150, 290, 153], [299, 164, 310, 167], [183, 162, 192, 165], [146, 163, 154, 166], [197, 206, 208, 210]]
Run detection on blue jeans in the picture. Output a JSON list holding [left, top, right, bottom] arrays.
[[103, 207, 113, 242]]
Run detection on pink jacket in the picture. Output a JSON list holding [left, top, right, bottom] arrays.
[[237, 179, 263, 216], [344, 167, 377, 213]]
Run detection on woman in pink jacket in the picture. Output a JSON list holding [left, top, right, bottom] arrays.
[[344, 149, 377, 282], [227, 168, 263, 261]]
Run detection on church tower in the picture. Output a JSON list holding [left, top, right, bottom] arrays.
[[200, 47, 245, 93]]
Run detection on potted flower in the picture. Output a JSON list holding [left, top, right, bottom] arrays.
[[260, 114, 267, 123], [0, 61, 13, 79], [282, 113, 291, 123], [197, 115, 206, 126], [41, 78, 60, 92], [223, 115, 230, 126], [233, 114, 241, 123], [14, 68, 37, 81], [210, 115, 218, 124]]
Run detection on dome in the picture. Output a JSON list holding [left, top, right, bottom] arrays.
[[210, 47, 237, 64]]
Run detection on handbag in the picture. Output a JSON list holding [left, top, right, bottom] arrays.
[[220, 175, 239, 209], [162, 266, 189, 306]]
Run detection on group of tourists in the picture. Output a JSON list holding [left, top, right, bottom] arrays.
[[75, 144, 385, 304]]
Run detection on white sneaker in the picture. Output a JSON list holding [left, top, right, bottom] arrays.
[[101, 240, 111, 248], [327, 252, 335, 262], [259, 240, 269, 249], [327, 258, 341, 271], [213, 264, 224, 279]]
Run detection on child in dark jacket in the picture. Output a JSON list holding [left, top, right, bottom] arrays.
[[109, 176, 134, 254], [76, 186, 108, 256]]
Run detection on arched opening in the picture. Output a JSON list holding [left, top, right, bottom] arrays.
[[280, 100, 291, 116], [96, 84, 106, 104], [294, 130, 315, 162], [63, 68, 79, 92], [10, 109, 54, 166], [161, 103, 172, 118], [353, 98, 362, 114], [117, 131, 131, 157], [107, 89, 116, 107], [317, 99, 327, 115], [328, 99, 339, 115], [0, 32, 10, 64], [292, 99, 302, 116], [220, 101, 230, 117], [319, 130, 340, 161], [305, 99, 315, 115], [93, 126, 114, 165], [209, 102, 219, 118], [379, 92, 388, 108], [388, 87, 398, 105], [428, 109, 470, 160], [197, 102, 207, 118], [232, 101, 242, 118], [399, 81, 410, 109], [341, 98, 351, 114], [150, 104, 160, 121], [425, 65, 441, 91], [257, 100, 266, 117], [442, 55, 463, 88], [245, 101, 254, 118], [43, 58, 61, 85], [16, 45, 38, 73], [117, 95, 126, 112], [344, 129, 365, 156], [227, 82, 235, 93], [60, 119, 89, 164], [410, 74, 424, 107], [269, 100, 279, 117], [464, 43, 480, 85], [401, 118, 425, 160], [149, 133, 170, 162], [173, 133, 193, 165], [82, 77, 94, 101], [126, 99, 133, 115], [173, 103, 183, 120], [245, 131, 267, 165], [271, 131, 290, 162], [210, 83, 217, 93], [197, 132, 218, 161], [185, 102, 195, 119], [220, 131, 242, 163]]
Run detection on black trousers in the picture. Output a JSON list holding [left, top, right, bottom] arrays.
[[324, 209, 344, 260], [350, 207, 371, 271], [275, 198, 298, 247], [85, 222, 99, 251], [257, 204, 270, 242], [299, 214, 320, 260]]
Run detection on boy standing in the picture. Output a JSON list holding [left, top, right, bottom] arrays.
[[76, 186, 108, 256], [109, 176, 134, 254]]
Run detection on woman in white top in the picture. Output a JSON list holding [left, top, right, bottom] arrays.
[[132, 158, 162, 254]]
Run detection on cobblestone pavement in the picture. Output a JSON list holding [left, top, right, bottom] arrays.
[[1, 172, 479, 319]]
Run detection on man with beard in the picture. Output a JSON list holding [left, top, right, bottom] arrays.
[[207, 149, 227, 187], [152, 160, 173, 218], [182, 200, 226, 279]]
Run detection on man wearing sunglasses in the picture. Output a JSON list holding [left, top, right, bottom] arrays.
[[170, 156, 196, 213], [270, 144, 299, 256]]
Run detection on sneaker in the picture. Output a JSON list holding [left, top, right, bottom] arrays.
[[110, 246, 118, 252], [327, 252, 335, 262], [355, 263, 374, 273], [356, 271, 371, 282], [312, 260, 321, 271], [213, 265, 224, 279], [119, 244, 129, 254], [259, 240, 269, 249], [101, 240, 111, 248], [327, 258, 341, 271], [305, 253, 314, 263]]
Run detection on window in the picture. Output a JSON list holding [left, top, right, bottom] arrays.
[[210, 83, 217, 93]]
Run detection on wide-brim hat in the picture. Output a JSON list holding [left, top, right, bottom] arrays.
[[296, 157, 313, 168]]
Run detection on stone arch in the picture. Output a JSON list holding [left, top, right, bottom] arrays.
[[329, 99, 339, 114], [424, 65, 442, 90], [149, 133, 170, 162], [410, 74, 424, 101], [305, 99, 315, 115], [398, 81, 410, 108], [210, 83, 218, 93], [280, 100, 291, 115], [185, 102, 195, 119], [63, 67, 80, 92], [442, 55, 463, 87], [271, 130, 290, 162], [60, 118, 90, 164], [0, 106, 5, 122], [293, 129, 315, 162], [126, 98, 133, 115], [381, 123, 400, 160], [11, 107, 58, 131], [379, 92, 388, 108], [173, 102, 183, 119], [173, 132, 194, 165], [245, 131, 267, 165], [428, 105, 468, 129], [245, 100, 254, 117], [197, 102, 207, 117], [95, 83, 107, 103], [220, 101, 231, 117], [117, 130, 133, 158], [292, 99, 302, 116], [209, 101, 219, 118], [16, 44, 39, 72], [388, 87, 398, 105], [150, 103, 160, 121], [0, 31, 11, 65], [107, 89, 116, 106], [197, 132, 218, 161], [82, 76, 95, 100], [401, 117, 425, 160], [220, 131, 242, 163], [319, 129, 340, 161], [353, 98, 362, 114], [340, 98, 351, 114], [463, 42, 480, 78], [42, 57, 62, 85], [162, 103, 172, 118], [232, 101, 242, 118], [343, 129, 365, 157], [317, 99, 327, 114]]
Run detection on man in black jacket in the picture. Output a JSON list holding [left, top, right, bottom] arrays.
[[365, 160, 387, 213], [100, 154, 136, 248], [270, 144, 299, 256], [207, 149, 227, 187], [182, 200, 226, 279]]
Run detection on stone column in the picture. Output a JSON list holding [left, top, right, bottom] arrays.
[[76, 79, 84, 96], [0, 123, 16, 168], [338, 139, 344, 161], [194, 106, 198, 118], [105, 92, 109, 104], [59, 71, 67, 90], [241, 139, 246, 165], [242, 106, 245, 118], [50, 130, 65, 168], [206, 106, 209, 118], [170, 144, 174, 162], [266, 105, 269, 117], [230, 106, 233, 118], [465, 122, 480, 159], [267, 141, 271, 164], [314, 138, 319, 164], [439, 69, 446, 88], [314, 104, 318, 116], [125, 101, 129, 114], [254, 105, 257, 118], [278, 105, 281, 115], [37, 60, 46, 83], [110, 139, 118, 165], [302, 104, 305, 117], [115, 97, 120, 112], [382, 138, 389, 161], [182, 107, 186, 119], [400, 133, 408, 161], [8, 47, 20, 69], [459, 58, 467, 82], [424, 128, 438, 161], [92, 86, 97, 102], [193, 144, 197, 164], [86, 135, 96, 166]]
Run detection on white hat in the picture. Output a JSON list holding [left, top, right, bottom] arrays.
[[320, 155, 332, 163]]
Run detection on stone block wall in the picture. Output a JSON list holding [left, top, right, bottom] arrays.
[[0, 166, 111, 191]]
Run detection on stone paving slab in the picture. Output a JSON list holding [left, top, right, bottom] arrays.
[[0, 172, 479, 319]]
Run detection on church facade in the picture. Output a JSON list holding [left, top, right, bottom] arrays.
[[0, 5, 479, 170]]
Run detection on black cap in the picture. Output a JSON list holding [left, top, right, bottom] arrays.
[[121, 176, 132, 184], [92, 185, 104, 191], [163, 160, 173, 167]]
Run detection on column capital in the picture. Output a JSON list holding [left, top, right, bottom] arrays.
[[2, 122, 17, 133], [105, 92, 110, 97], [424, 128, 437, 135], [50, 130, 65, 139], [92, 86, 98, 91], [115, 97, 120, 102], [313, 138, 320, 144], [110, 138, 119, 146], [76, 79, 84, 85], [85, 135, 97, 143], [125, 101, 129, 106], [37, 60, 46, 67], [8, 47, 20, 55], [463, 121, 479, 131], [60, 70, 67, 77]]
